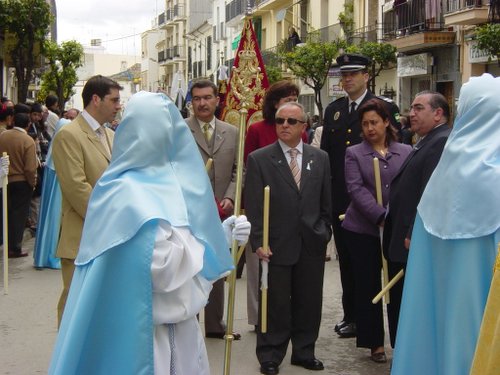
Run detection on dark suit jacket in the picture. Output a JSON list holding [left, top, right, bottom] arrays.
[[383, 124, 451, 263], [321, 91, 400, 215], [245, 142, 332, 265], [185, 116, 238, 201]]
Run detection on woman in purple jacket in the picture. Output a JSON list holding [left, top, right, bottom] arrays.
[[342, 99, 411, 363]]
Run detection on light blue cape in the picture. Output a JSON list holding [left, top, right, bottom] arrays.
[[76, 91, 234, 280], [33, 118, 71, 269], [49, 92, 234, 374], [418, 73, 500, 239]]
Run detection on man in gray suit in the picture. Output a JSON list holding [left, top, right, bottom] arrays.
[[185, 79, 240, 339], [245, 102, 332, 375]]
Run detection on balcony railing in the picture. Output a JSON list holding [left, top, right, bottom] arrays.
[[226, 0, 255, 23], [166, 4, 185, 22], [444, 0, 485, 13], [158, 50, 166, 63], [166, 45, 185, 60], [158, 12, 165, 26], [315, 23, 343, 43], [382, 0, 445, 40], [350, 24, 382, 44]]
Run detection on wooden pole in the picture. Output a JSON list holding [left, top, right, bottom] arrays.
[[222, 107, 247, 375], [372, 270, 404, 304], [260, 186, 270, 333], [373, 157, 390, 304]]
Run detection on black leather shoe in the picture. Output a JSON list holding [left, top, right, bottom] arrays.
[[8, 250, 29, 258], [260, 361, 279, 375], [334, 320, 348, 332], [291, 358, 324, 371], [337, 323, 357, 338]]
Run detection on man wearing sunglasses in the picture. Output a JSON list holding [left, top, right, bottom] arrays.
[[320, 54, 401, 340], [245, 102, 332, 374]]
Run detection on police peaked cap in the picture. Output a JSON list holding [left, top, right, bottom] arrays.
[[336, 53, 371, 72]]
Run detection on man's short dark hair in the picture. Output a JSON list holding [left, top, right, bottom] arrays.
[[14, 113, 30, 128], [31, 102, 43, 113], [45, 94, 58, 108], [82, 75, 123, 108], [190, 79, 218, 97], [416, 91, 450, 121], [14, 103, 31, 114]]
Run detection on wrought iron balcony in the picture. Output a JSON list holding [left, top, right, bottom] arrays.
[[225, 0, 255, 23], [382, 0, 455, 51], [443, 0, 489, 25], [158, 50, 166, 63], [158, 12, 165, 26]]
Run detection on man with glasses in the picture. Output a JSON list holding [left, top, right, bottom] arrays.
[[245, 102, 332, 375], [185, 79, 241, 340], [321, 54, 401, 339], [383, 91, 451, 348]]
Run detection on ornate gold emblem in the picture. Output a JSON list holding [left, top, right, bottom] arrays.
[[334, 111, 340, 121], [225, 20, 266, 113]]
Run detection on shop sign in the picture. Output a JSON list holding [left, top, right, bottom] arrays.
[[397, 53, 430, 77]]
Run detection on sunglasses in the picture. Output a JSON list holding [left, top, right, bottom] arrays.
[[275, 117, 306, 126]]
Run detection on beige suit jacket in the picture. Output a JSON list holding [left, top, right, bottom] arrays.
[[185, 116, 238, 202], [52, 114, 114, 259]]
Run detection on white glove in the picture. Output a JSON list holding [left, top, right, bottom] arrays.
[[0, 155, 9, 179], [222, 215, 251, 246]]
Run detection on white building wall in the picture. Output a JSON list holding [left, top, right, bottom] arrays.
[[66, 47, 140, 110]]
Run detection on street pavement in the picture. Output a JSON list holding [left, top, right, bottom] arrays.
[[1, 233, 392, 375]]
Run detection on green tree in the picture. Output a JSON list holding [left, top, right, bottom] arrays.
[[282, 34, 345, 125], [475, 23, 500, 67], [346, 41, 397, 93], [38, 40, 84, 110], [0, 0, 53, 103], [338, 0, 354, 43]]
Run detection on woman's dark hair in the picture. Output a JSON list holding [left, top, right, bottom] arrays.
[[262, 80, 300, 122], [0, 104, 14, 121], [357, 99, 398, 145]]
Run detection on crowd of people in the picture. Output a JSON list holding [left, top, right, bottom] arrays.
[[1, 53, 498, 375]]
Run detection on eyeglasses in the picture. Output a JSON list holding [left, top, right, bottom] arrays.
[[275, 117, 306, 126]]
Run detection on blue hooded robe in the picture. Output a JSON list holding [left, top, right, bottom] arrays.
[[33, 119, 70, 269], [49, 92, 234, 374]]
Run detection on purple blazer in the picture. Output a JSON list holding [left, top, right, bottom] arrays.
[[342, 140, 412, 236]]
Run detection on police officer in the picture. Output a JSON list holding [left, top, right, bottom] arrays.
[[320, 53, 400, 339]]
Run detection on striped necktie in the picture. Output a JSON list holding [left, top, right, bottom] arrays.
[[288, 148, 301, 188]]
